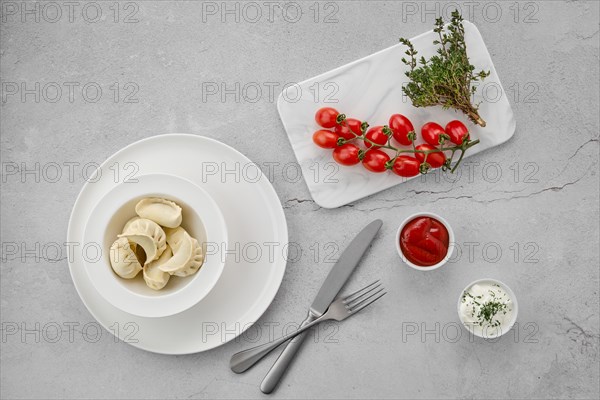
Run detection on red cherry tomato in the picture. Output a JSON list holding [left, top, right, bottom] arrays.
[[333, 143, 361, 166], [315, 107, 340, 129], [334, 123, 354, 140], [346, 118, 364, 136], [364, 126, 389, 149], [421, 122, 446, 146], [389, 114, 415, 146], [362, 149, 390, 173], [312, 130, 339, 149], [391, 156, 420, 177], [335, 118, 365, 140], [415, 144, 446, 168], [445, 120, 470, 145]]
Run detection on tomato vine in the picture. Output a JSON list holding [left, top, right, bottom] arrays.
[[313, 107, 479, 175]]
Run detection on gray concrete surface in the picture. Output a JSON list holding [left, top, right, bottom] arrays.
[[1, 1, 599, 399]]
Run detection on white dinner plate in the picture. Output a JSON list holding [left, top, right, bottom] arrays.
[[278, 21, 516, 208], [67, 134, 288, 354]]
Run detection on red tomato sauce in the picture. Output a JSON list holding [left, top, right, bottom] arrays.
[[400, 216, 449, 266]]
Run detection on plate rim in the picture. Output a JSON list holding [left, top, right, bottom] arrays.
[[67, 133, 288, 354]]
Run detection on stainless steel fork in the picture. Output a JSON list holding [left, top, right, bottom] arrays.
[[230, 280, 386, 373]]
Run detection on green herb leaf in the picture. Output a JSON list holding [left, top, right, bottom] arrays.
[[399, 10, 488, 127]]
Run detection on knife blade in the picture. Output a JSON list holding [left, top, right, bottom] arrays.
[[260, 219, 382, 393], [309, 219, 383, 316]]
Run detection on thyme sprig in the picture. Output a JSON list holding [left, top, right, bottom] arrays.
[[399, 11, 490, 127]]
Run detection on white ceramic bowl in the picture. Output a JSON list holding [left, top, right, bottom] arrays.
[[395, 212, 455, 271], [457, 278, 519, 339], [83, 173, 227, 318]]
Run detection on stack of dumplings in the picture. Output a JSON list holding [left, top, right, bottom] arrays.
[[108, 197, 204, 290]]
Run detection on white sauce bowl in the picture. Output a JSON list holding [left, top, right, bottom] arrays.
[[457, 278, 519, 339], [395, 212, 455, 271]]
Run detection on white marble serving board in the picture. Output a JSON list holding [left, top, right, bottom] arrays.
[[277, 21, 516, 209]]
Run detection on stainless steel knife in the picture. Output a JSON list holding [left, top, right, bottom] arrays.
[[260, 219, 383, 394]]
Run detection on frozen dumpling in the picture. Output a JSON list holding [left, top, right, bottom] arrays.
[[109, 197, 204, 290], [109, 237, 142, 279], [143, 245, 172, 290], [173, 237, 204, 277], [122, 216, 140, 233], [118, 218, 166, 263], [135, 198, 182, 228], [159, 227, 194, 274]]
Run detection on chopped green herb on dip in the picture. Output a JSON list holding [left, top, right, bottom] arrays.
[[460, 282, 513, 337]]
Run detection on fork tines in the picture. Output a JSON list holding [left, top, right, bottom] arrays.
[[343, 280, 386, 313]]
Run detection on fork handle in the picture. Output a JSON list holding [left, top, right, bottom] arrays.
[[259, 313, 316, 394], [230, 314, 324, 374]]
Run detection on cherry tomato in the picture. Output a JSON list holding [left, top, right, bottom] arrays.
[[312, 130, 339, 149], [334, 117, 363, 140], [315, 107, 340, 129], [362, 149, 390, 173], [415, 144, 446, 168], [335, 118, 365, 140], [421, 122, 446, 146], [391, 156, 420, 177], [333, 143, 361, 166], [364, 126, 389, 149], [334, 123, 354, 140], [346, 118, 364, 136], [389, 114, 415, 146], [445, 120, 470, 145]]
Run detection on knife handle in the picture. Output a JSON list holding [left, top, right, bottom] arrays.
[[260, 313, 316, 394]]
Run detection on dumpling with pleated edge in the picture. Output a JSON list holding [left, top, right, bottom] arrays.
[[159, 226, 195, 275], [109, 237, 143, 279], [122, 216, 140, 233], [135, 198, 182, 228], [118, 218, 166, 264], [173, 238, 204, 277], [143, 244, 172, 290], [122, 216, 140, 253]]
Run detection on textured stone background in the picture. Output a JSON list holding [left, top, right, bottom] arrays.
[[1, 1, 599, 399]]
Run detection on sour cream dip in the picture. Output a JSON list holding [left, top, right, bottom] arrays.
[[458, 279, 518, 338]]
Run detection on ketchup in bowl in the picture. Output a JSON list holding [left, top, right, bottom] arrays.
[[399, 216, 449, 267]]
